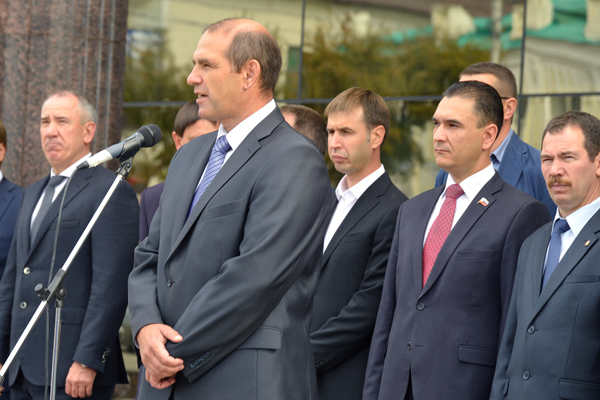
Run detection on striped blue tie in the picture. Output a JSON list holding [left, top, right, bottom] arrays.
[[188, 135, 231, 216]]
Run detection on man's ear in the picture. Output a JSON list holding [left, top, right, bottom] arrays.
[[241, 60, 261, 90], [504, 97, 517, 121], [482, 123, 498, 151], [82, 121, 96, 145], [370, 125, 385, 150], [172, 132, 183, 150]]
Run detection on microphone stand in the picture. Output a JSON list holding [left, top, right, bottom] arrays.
[[0, 157, 134, 399]]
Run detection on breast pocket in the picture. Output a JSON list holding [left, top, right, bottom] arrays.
[[201, 199, 246, 221], [564, 274, 600, 284], [455, 250, 497, 261]]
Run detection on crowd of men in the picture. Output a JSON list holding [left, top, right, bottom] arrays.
[[0, 17, 599, 400]]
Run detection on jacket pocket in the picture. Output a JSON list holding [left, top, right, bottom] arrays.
[[564, 274, 600, 283], [60, 306, 86, 325], [458, 344, 497, 367], [202, 199, 246, 221], [455, 250, 496, 261], [238, 326, 281, 350], [340, 232, 364, 243], [559, 378, 600, 399]]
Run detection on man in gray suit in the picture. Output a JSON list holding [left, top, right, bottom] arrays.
[[310, 88, 408, 400], [491, 111, 600, 400], [363, 81, 550, 400], [128, 18, 332, 400]]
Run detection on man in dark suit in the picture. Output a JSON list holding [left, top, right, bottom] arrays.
[[363, 81, 550, 400], [490, 111, 600, 400], [0, 91, 139, 400], [435, 62, 555, 215], [128, 18, 331, 400], [280, 104, 328, 157], [309, 87, 407, 400], [0, 118, 23, 400], [139, 100, 218, 241]]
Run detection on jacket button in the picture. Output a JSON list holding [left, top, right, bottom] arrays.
[[23, 267, 30, 274], [407, 342, 412, 350], [527, 325, 535, 334], [166, 278, 173, 287], [522, 371, 530, 380], [20, 302, 27, 309], [417, 303, 425, 311]]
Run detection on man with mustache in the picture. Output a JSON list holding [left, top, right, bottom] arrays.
[[363, 81, 550, 400], [490, 111, 600, 400]]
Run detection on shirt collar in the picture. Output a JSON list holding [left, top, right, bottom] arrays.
[[216, 99, 277, 150], [50, 153, 92, 178], [492, 129, 515, 164], [445, 163, 495, 203], [335, 164, 385, 201], [555, 195, 600, 238]]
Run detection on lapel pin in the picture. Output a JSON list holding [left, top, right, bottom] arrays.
[[585, 240, 590, 246], [477, 198, 489, 207]]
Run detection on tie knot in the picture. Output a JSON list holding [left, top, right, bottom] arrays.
[[214, 135, 231, 155], [553, 218, 570, 235], [48, 175, 66, 188], [446, 184, 464, 200]]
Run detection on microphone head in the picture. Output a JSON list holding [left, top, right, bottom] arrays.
[[138, 124, 162, 147]]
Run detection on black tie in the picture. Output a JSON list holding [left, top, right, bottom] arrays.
[[31, 175, 66, 243]]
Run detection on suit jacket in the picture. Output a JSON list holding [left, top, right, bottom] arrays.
[[490, 208, 600, 400], [129, 108, 332, 400], [0, 166, 139, 388], [139, 182, 164, 241], [310, 172, 407, 400], [363, 172, 551, 400], [435, 131, 556, 215], [0, 177, 23, 279]]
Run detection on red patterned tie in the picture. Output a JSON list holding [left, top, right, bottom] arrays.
[[422, 184, 464, 287]]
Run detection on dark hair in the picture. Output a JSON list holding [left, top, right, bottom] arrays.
[[280, 105, 327, 157], [173, 100, 217, 137], [0, 118, 6, 168], [42, 90, 98, 124], [443, 81, 504, 136], [460, 62, 517, 99], [324, 87, 391, 144], [205, 18, 282, 94], [543, 111, 600, 161]]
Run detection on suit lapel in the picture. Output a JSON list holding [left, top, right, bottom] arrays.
[[20, 177, 48, 255], [28, 169, 92, 255], [534, 210, 600, 316], [412, 186, 445, 296], [529, 224, 552, 304], [169, 132, 216, 250], [322, 174, 391, 266], [420, 173, 502, 298], [0, 178, 14, 221], [167, 108, 283, 260], [497, 133, 527, 188]]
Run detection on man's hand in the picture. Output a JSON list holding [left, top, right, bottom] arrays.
[[137, 323, 184, 389], [65, 362, 97, 398]]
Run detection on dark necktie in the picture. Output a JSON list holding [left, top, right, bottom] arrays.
[[188, 135, 231, 216], [422, 183, 464, 287], [31, 175, 66, 243], [542, 218, 570, 290]]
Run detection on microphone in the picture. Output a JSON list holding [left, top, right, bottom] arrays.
[[77, 124, 162, 170]]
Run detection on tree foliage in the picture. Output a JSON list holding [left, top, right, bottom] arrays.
[[283, 16, 489, 182]]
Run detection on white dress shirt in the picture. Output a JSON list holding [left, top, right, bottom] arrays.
[[424, 163, 495, 246], [31, 153, 91, 230], [323, 165, 386, 251], [196, 100, 277, 188], [546, 195, 600, 265]]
